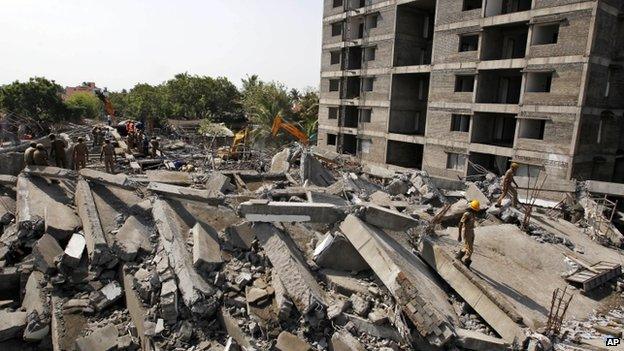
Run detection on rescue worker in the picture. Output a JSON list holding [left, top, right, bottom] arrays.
[[48, 134, 67, 168], [496, 163, 520, 207], [73, 137, 89, 170], [141, 135, 149, 156], [92, 126, 101, 147], [24, 142, 37, 166], [149, 137, 160, 158], [33, 144, 49, 166], [127, 130, 135, 150], [456, 200, 481, 268], [100, 139, 117, 174]]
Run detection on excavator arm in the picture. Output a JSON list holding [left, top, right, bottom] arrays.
[[95, 89, 116, 124], [271, 114, 309, 145]]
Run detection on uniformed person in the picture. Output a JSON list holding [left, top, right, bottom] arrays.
[[73, 137, 89, 170], [92, 126, 101, 147], [48, 134, 67, 168], [33, 144, 49, 166], [149, 137, 160, 158], [496, 163, 519, 207], [24, 142, 37, 166], [456, 200, 481, 268], [100, 139, 116, 174]]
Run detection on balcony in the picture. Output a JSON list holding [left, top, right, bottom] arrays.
[[481, 23, 528, 61], [471, 113, 516, 148], [485, 0, 531, 17], [476, 69, 522, 104]]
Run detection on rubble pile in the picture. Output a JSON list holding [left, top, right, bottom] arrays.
[[1, 127, 623, 351]]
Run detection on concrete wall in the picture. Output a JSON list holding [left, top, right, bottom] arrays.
[[522, 63, 584, 106], [526, 9, 593, 59], [436, 0, 482, 26], [430, 71, 475, 103], [433, 26, 481, 64]]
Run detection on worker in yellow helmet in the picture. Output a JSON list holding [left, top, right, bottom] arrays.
[[496, 162, 520, 207], [456, 200, 481, 268]]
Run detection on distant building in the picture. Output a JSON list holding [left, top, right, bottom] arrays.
[[64, 82, 97, 100]]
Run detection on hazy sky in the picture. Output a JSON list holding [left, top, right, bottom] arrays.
[[0, 0, 323, 92]]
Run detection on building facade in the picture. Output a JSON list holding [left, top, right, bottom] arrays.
[[318, 0, 624, 184]]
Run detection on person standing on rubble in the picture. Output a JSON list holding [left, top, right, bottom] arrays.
[[73, 137, 89, 170], [100, 139, 116, 174], [141, 134, 149, 156], [92, 126, 101, 147], [24, 142, 37, 166], [496, 163, 519, 207], [33, 143, 49, 166], [48, 134, 67, 168], [456, 200, 481, 268], [149, 137, 160, 158]]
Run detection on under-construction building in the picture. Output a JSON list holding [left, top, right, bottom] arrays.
[[318, 0, 624, 187]]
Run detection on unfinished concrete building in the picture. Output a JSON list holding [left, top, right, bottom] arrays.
[[318, 0, 624, 187]]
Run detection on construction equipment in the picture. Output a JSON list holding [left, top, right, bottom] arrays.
[[216, 127, 249, 160], [271, 114, 309, 145], [94, 89, 116, 124]]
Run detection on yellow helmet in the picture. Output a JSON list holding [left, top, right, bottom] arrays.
[[470, 200, 480, 211], [511, 162, 519, 169]]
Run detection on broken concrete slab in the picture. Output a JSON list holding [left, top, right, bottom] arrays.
[[44, 202, 81, 242], [145, 170, 192, 185], [270, 148, 290, 174], [92, 281, 123, 311], [238, 199, 345, 223], [359, 204, 419, 231], [0, 267, 20, 297], [341, 314, 401, 342], [223, 221, 256, 250], [0, 174, 17, 187], [300, 152, 335, 187], [75, 179, 113, 267], [152, 199, 218, 315], [22, 270, 50, 341], [276, 331, 312, 351], [320, 270, 370, 296], [205, 172, 234, 194], [79, 168, 138, 190], [0, 152, 24, 176], [465, 182, 490, 208], [33, 234, 63, 274], [22, 165, 78, 180], [113, 215, 151, 261], [121, 265, 154, 351], [330, 330, 366, 351], [218, 308, 254, 350], [75, 323, 118, 351], [314, 233, 369, 272], [0, 310, 27, 342], [62, 233, 86, 268], [339, 215, 456, 347], [192, 222, 223, 272], [147, 181, 224, 205], [456, 328, 509, 351], [255, 223, 326, 314]]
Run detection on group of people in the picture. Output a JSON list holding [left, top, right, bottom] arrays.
[[456, 163, 519, 268], [23, 134, 90, 171], [124, 120, 161, 159]]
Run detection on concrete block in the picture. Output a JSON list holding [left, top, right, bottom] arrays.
[[0, 267, 20, 297], [330, 330, 366, 351], [218, 308, 254, 350], [192, 222, 223, 272], [0, 310, 27, 342], [255, 223, 326, 314], [147, 182, 223, 205], [62, 233, 86, 268], [75, 323, 118, 351], [360, 204, 419, 231], [314, 233, 369, 272], [223, 221, 256, 250], [75, 179, 113, 267], [270, 148, 290, 174], [456, 328, 509, 351], [465, 182, 490, 208], [44, 201, 82, 242], [79, 168, 137, 190], [113, 215, 151, 261], [33, 234, 63, 274], [271, 274, 293, 321], [300, 152, 336, 187], [145, 170, 192, 185], [276, 331, 312, 351], [121, 265, 154, 350], [22, 271, 50, 341], [238, 200, 345, 223], [0, 175, 18, 186], [0, 152, 24, 176], [205, 172, 234, 194], [92, 281, 123, 311], [22, 166, 78, 180]]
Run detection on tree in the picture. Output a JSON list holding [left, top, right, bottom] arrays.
[[65, 91, 103, 120], [124, 84, 170, 127], [0, 77, 69, 123], [241, 79, 292, 144]]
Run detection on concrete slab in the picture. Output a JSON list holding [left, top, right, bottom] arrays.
[[314, 233, 369, 272], [270, 148, 290, 174], [360, 204, 419, 231], [22, 270, 50, 341], [300, 152, 336, 187], [218, 308, 254, 350], [121, 265, 154, 351], [75, 323, 118, 351], [0, 175, 17, 187], [465, 182, 490, 207], [23, 166, 78, 180], [192, 222, 223, 272], [223, 222, 256, 250], [339, 215, 456, 347], [79, 168, 137, 190], [145, 170, 192, 185], [0, 310, 27, 342], [238, 199, 345, 223], [205, 172, 234, 194], [113, 215, 151, 262], [62, 233, 86, 268], [147, 182, 223, 205], [319, 269, 370, 296], [255, 223, 327, 314], [456, 328, 509, 351], [276, 331, 312, 351], [330, 330, 366, 351], [75, 179, 113, 267]]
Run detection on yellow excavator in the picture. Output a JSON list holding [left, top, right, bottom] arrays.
[[271, 114, 309, 145], [217, 127, 249, 160]]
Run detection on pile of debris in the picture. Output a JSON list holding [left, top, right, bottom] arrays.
[[1, 129, 623, 351]]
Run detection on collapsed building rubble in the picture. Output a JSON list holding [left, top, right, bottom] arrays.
[[1, 127, 624, 351]]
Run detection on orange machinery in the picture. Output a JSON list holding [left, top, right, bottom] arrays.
[[271, 114, 309, 145], [94, 89, 116, 124]]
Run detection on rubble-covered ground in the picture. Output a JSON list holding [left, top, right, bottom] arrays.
[[0, 123, 623, 351]]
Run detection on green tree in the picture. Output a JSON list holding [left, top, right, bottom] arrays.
[[124, 84, 170, 126], [241, 79, 292, 143], [0, 77, 69, 123], [65, 91, 103, 120], [107, 90, 129, 118]]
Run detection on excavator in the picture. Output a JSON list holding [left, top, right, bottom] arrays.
[[271, 114, 309, 145], [217, 127, 249, 160], [94, 88, 116, 124]]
